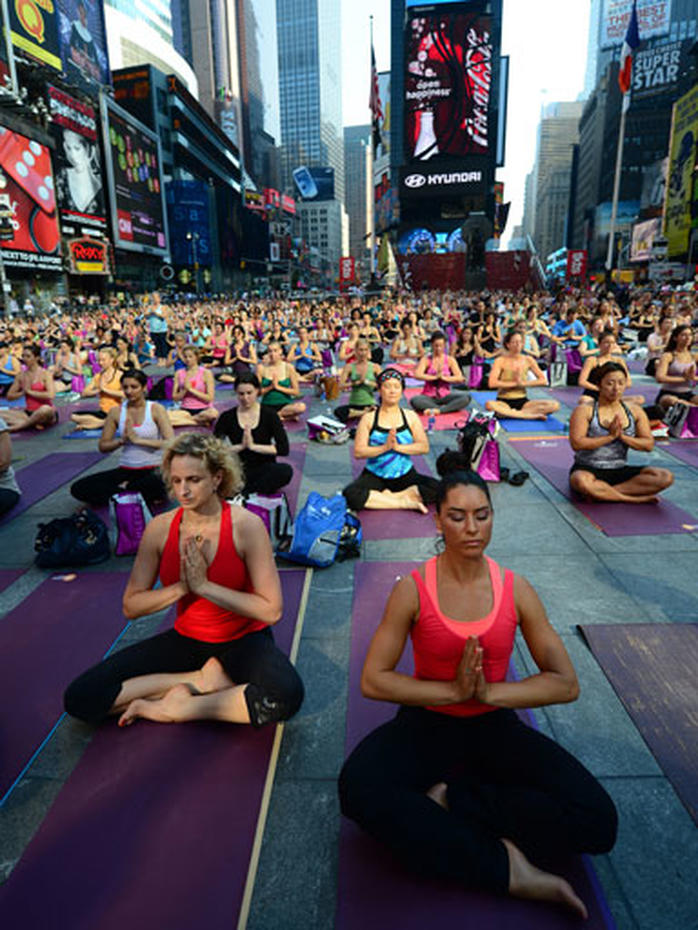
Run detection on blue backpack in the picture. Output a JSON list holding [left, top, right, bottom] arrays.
[[283, 492, 361, 568]]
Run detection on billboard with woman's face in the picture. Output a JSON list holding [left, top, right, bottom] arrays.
[[48, 85, 106, 235]]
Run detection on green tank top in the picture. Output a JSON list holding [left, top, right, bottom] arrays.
[[262, 376, 293, 407], [349, 363, 377, 407]]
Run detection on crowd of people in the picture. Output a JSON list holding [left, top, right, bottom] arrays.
[[1, 281, 696, 914]]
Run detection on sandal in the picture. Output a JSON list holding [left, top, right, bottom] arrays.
[[499, 467, 510, 482], [508, 471, 529, 486]]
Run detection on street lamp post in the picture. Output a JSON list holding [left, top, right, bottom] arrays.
[[186, 232, 200, 293]]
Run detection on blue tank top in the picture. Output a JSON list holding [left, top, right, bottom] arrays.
[[366, 408, 414, 479]]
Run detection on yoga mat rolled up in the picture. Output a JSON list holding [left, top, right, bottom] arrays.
[[514, 439, 696, 536], [0, 571, 306, 929], [0, 451, 103, 526], [337, 562, 615, 930], [579, 623, 698, 825], [0, 571, 130, 801]]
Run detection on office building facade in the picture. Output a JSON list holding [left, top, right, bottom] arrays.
[[344, 126, 372, 272]]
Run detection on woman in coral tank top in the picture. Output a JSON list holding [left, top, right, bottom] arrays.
[[339, 451, 617, 918], [64, 432, 303, 730]]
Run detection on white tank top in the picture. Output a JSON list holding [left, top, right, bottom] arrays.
[[118, 402, 163, 469]]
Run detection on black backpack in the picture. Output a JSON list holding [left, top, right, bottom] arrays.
[[35, 509, 110, 568]]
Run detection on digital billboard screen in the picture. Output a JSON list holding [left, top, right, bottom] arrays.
[[102, 97, 168, 256], [0, 125, 62, 270], [404, 10, 492, 163], [57, 0, 111, 91], [9, 0, 62, 70], [48, 85, 106, 235]]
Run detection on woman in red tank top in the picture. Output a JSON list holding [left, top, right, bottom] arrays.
[[4, 344, 57, 432], [339, 452, 617, 918], [64, 432, 303, 730]]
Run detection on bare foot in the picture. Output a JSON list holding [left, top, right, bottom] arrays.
[[402, 487, 428, 513], [118, 683, 195, 727], [503, 839, 588, 919], [426, 781, 448, 810], [199, 656, 233, 693]]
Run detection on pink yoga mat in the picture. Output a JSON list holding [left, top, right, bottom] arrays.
[[337, 563, 615, 930], [0, 571, 130, 801], [0, 570, 306, 930], [350, 455, 436, 540], [514, 439, 696, 536]]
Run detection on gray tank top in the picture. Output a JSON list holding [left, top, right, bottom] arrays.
[[574, 401, 635, 470]]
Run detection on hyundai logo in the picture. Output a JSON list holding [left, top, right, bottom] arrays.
[[404, 174, 426, 188]]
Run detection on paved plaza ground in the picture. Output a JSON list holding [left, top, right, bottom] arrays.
[[0, 370, 696, 929]]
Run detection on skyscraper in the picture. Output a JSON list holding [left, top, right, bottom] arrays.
[[276, 0, 344, 203], [344, 126, 372, 271]]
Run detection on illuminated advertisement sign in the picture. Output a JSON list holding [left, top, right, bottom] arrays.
[[404, 11, 492, 163], [0, 125, 62, 270], [165, 180, 211, 268], [399, 164, 485, 198], [57, 0, 110, 90], [632, 39, 692, 101], [664, 83, 698, 257], [9, 0, 62, 70], [630, 218, 661, 262], [68, 236, 109, 273], [101, 97, 168, 256], [601, 0, 671, 49], [48, 85, 106, 235]]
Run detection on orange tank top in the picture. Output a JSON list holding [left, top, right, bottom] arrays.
[[160, 503, 266, 642], [410, 556, 518, 717]]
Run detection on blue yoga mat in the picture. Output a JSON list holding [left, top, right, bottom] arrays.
[[499, 417, 567, 434], [63, 429, 102, 439], [470, 391, 497, 405]]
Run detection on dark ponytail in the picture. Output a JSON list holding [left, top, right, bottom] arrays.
[[435, 450, 492, 510]]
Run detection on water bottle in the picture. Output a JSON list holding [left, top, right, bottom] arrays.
[[427, 415, 436, 433]]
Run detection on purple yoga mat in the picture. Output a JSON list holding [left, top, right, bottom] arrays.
[[284, 443, 306, 516], [337, 563, 615, 930], [514, 438, 696, 536], [0, 569, 22, 594], [665, 441, 698, 469], [0, 572, 129, 801], [549, 387, 583, 407], [579, 623, 698, 825], [0, 570, 306, 930], [350, 455, 436, 540], [0, 451, 103, 526]]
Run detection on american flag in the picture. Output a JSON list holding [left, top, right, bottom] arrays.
[[369, 43, 383, 154]]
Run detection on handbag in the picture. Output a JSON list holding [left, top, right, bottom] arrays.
[[35, 509, 110, 568], [549, 358, 568, 388], [245, 493, 293, 549], [307, 414, 350, 444], [468, 358, 484, 389], [110, 492, 152, 556], [457, 414, 500, 481], [476, 438, 501, 482]]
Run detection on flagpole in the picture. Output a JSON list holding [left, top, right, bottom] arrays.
[[369, 15, 376, 284], [605, 96, 628, 273]]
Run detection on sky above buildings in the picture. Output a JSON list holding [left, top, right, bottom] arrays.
[[341, 0, 591, 243]]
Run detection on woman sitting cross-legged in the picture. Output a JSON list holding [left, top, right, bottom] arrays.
[[334, 338, 381, 423], [339, 453, 617, 919], [63, 432, 304, 729], [70, 368, 174, 507], [569, 362, 673, 504], [213, 372, 292, 497], [169, 345, 219, 427], [342, 368, 438, 514], [577, 331, 645, 406], [3, 345, 58, 432], [485, 331, 560, 421], [409, 331, 471, 417]]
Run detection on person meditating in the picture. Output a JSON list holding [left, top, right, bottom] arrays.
[[334, 338, 381, 423], [3, 345, 58, 432], [485, 332, 560, 421], [64, 432, 304, 728], [409, 331, 471, 417], [258, 341, 306, 421], [70, 345, 123, 431], [342, 368, 438, 513], [70, 368, 174, 507], [213, 372, 292, 496], [339, 454, 618, 918], [577, 331, 645, 406], [569, 362, 673, 503], [654, 324, 697, 412], [170, 346, 219, 427]]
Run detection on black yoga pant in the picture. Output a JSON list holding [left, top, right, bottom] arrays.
[[0, 488, 20, 517], [243, 461, 293, 496], [342, 466, 439, 512], [339, 706, 617, 895], [64, 626, 304, 728], [334, 403, 374, 423], [71, 466, 167, 506], [409, 390, 472, 414]]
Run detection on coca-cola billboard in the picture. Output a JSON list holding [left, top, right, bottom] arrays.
[[404, 11, 492, 164]]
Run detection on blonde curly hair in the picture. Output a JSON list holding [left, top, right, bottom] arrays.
[[161, 432, 244, 499]]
